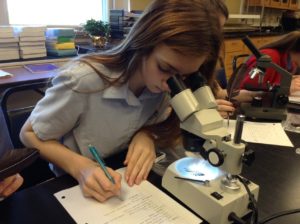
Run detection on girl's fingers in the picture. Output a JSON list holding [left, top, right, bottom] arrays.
[[127, 149, 153, 186], [218, 105, 235, 113], [143, 161, 153, 180], [124, 142, 135, 165], [127, 154, 145, 186], [215, 99, 234, 106], [80, 184, 112, 202], [135, 159, 153, 184]]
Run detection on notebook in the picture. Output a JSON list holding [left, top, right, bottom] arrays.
[[24, 63, 58, 73], [54, 167, 202, 224]]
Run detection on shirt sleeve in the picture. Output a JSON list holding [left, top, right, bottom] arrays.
[[30, 62, 103, 141]]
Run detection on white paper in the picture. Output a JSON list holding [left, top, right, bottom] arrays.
[[54, 168, 202, 224], [289, 96, 300, 104], [289, 91, 300, 104], [0, 69, 13, 79], [225, 120, 293, 147]]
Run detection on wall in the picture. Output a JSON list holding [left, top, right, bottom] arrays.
[[130, 0, 152, 10], [109, 0, 152, 11], [0, 0, 9, 25], [109, 0, 129, 10], [225, 0, 244, 14]]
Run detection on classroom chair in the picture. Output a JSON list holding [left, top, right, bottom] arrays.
[[0, 82, 55, 189]]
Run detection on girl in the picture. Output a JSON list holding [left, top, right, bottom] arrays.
[[20, 0, 223, 202]]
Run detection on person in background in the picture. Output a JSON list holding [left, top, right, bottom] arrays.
[[197, 0, 239, 119], [214, 47, 262, 118], [0, 174, 23, 198], [208, 0, 264, 118], [240, 31, 300, 94], [20, 0, 222, 202], [0, 108, 23, 198]]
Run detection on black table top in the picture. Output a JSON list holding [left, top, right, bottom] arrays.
[[0, 132, 300, 224], [241, 131, 300, 224]]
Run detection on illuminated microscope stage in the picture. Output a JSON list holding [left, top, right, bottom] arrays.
[[162, 157, 259, 224]]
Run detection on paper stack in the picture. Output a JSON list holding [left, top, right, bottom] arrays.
[[289, 91, 300, 104], [0, 26, 19, 61], [46, 28, 77, 57], [74, 29, 92, 46], [14, 26, 47, 59]]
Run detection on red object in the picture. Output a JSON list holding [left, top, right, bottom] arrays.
[[240, 49, 296, 89]]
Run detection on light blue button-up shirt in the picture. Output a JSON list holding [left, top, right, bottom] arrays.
[[30, 61, 168, 175]]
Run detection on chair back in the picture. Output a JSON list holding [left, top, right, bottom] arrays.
[[0, 81, 55, 189], [1, 82, 47, 148]]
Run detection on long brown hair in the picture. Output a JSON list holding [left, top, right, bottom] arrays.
[[79, 0, 222, 86], [79, 0, 224, 149], [260, 31, 300, 53], [199, 0, 228, 96]]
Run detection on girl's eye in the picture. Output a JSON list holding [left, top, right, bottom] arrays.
[[158, 64, 171, 74]]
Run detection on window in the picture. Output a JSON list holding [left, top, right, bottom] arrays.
[[6, 0, 108, 26]]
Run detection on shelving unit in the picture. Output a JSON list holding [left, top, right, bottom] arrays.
[[109, 9, 141, 39], [246, 0, 299, 10]]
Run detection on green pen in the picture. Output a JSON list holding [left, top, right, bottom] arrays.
[[88, 144, 115, 184]]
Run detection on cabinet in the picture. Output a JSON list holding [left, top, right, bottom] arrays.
[[246, 0, 299, 9], [247, 0, 270, 6], [270, 0, 281, 7], [289, 0, 299, 9], [224, 35, 281, 78], [224, 39, 244, 77], [281, 0, 290, 7]]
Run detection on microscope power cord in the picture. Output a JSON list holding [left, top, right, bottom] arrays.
[[258, 208, 300, 224], [235, 176, 300, 224], [236, 175, 259, 224]]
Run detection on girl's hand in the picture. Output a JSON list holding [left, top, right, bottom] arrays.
[[75, 157, 122, 202], [124, 131, 156, 186], [0, 174, 23, 198], [216, 99, 235, 118], [290, 76, 300, 94]]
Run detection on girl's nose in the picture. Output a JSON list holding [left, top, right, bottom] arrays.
[[161, 81, 171, 93]]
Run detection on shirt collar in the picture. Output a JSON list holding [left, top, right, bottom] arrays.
[[102, 82, 162, 106]]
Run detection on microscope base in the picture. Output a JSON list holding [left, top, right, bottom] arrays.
[[162, 157, 259, 224], [241, 103, 287, 121]]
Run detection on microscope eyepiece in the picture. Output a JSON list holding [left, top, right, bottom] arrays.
[[184, 72, 207, 91], [167, 75, 187, 97]]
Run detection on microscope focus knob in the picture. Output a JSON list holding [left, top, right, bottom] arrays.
[[207, 148, 224, 167], [276, 94, 289, 106], [251, 96, 262, 107], [242, 149, 255, 166]]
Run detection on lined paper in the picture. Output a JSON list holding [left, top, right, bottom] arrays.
[[54, 168, 202, 224], [226, 120, 293, 147]]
